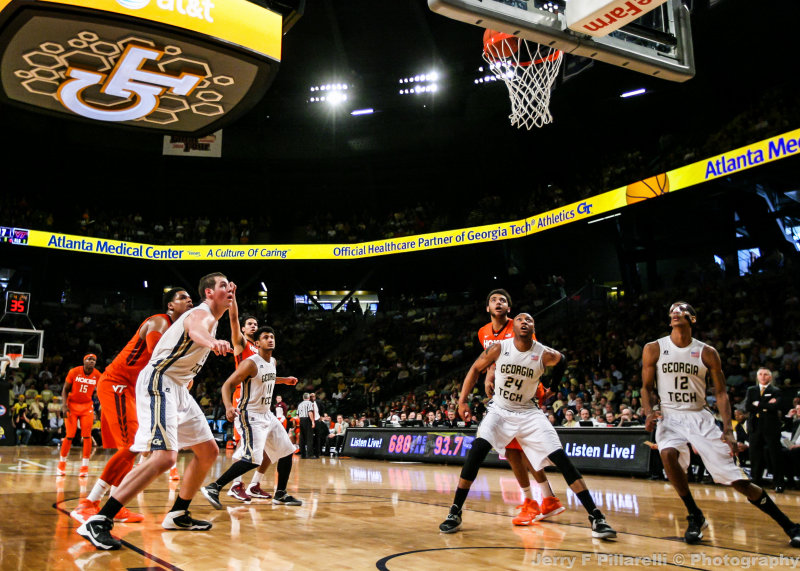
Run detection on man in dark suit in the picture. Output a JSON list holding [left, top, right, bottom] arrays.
[[745, 368, 785, 492]]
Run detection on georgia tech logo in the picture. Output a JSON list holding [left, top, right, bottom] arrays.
[[57, 44, 204, 123]]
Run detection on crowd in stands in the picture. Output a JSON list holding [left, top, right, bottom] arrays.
[[6, 254, 800, 460], [2, 84, 797, 248]]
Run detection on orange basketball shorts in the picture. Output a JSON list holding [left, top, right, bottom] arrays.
[[65, 404, 94, 438], [98, 376, 138, 449]]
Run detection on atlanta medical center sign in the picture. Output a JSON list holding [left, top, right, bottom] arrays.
[[0, 0, 282, 134]]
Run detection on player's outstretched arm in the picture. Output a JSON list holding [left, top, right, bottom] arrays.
[[227, 282, 245, 354], [184, 310, 231, 356], [458, 345, 500, 420], [641, 342, 661, 431], [277, 376, 298, 385]]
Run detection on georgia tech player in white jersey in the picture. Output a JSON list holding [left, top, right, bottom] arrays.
[[643, 301, 800, 547], [78, 272, 233, 551], [202, 326, 303, 508], [655, 335, 708, 412], [439, 313, 617, 539]]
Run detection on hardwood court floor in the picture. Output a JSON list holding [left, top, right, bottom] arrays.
[[2, 446, 800, 570]]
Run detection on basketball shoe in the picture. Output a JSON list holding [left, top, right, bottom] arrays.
[[536, 496, 566, 521], [77, 515, 121, 550], [439, 504, 463, 533], [246, 483, 272, 499], [684, 513, 707, 544], [162, 510, 212, 531], [589, 509, 617, 539], [512, 498, 540, 526], [227, 481, 251, 503], [71, 499, 100, 524], [114, 506, 144, 523], [57, 461, 67, 476], [787, 524, 800, 548], [272, 491, 302, 506], [169, 466, 180, 481], [201, 483, 223, 510], [79, 465, 89, 478]]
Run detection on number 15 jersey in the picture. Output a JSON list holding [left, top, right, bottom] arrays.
[[655, 336, 708, 415], [493, 338, 546, 412]]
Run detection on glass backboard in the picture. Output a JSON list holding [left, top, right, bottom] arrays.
[[428, 0, 694, 81]]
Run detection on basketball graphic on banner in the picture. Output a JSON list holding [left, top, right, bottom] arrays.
[[626, 173, 670, 204]]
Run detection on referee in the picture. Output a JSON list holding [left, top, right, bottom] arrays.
[[297, 393, 317, 459]]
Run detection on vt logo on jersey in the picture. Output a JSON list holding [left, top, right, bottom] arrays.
[[57, 44, 203, 123], [113, 385, 126, 394]]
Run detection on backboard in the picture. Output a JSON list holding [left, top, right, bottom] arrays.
[[428, 0, 694, 82], [0, 327, 44, 364]]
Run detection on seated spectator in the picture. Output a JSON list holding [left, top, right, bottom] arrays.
[[604, 412, 618, 427], [578, 408, 597, 426], [561, 409, 579, 427], [617, 408, 639, 426], [423, 411, 436, 427], [13, 406, 31, 445], [28, 411, 45, 445], [440, 409, 459, 428]]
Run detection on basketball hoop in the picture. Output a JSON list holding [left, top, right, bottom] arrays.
[[482, 29, 563, 130]]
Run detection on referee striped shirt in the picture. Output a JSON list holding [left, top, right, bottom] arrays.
[[297, 400, 314, 418]]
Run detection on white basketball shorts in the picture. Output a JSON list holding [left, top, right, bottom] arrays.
[[234, 410, 295, 465], [656, 408, 748, 485], [131, 364, 213, 453], [478, 405, 562, 471]]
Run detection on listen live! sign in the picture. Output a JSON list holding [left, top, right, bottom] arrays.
[[0, 0, 282, 135], [566, 0, 668, 37]]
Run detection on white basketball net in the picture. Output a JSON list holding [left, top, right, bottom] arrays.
[[482, 39, 563, 130]]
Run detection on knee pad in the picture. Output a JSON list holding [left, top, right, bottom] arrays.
[[548, 449, 582, 485], [460, 438, 493, 482]]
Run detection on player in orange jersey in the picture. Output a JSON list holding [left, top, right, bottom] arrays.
[[226, 282, 260, 501], [474, 289, 565, 525], [58, 354, 102, 477], [70, 288, 193, 524]]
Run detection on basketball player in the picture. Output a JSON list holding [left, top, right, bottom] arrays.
[[642, 301, 800, 546], [226, 283, 260, 501], [439, 313, 616, 539], [58, 354, 102, 477], [70, 287, 194, 524], [201, 326, 302, 508], [478, 289, 564, 525], [77, 272, 233, 551]]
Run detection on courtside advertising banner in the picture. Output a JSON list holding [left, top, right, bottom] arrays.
[[2, 128, 799, 259], [341, 427, 653, 475]]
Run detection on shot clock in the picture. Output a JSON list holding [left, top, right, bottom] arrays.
[[5, 291, 29, 315]]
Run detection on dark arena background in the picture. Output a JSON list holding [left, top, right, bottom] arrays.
[[2, 0, 800, 569]]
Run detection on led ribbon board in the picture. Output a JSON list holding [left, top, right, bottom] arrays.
[[3, 128, 799, 260], [0, 0, 282, 134]]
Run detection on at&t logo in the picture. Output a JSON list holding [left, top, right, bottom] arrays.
[[57, 44, 204, 122], [116, 0, 216, 23]]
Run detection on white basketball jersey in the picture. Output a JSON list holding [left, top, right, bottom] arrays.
[[148, 303, 218, 385], [492, 338, 546, 412], [655, 336, 708, 414], [238, 354, 277, 414]]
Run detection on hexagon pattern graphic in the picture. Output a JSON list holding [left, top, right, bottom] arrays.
[[15, 30, 233, 125]]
